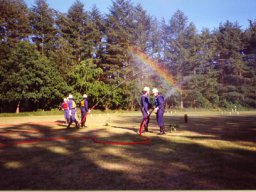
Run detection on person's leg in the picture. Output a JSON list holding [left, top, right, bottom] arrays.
[[75, 118, 80, 128], [144, 117, 150, 132], [139, 111, 147, 134], [158, 112, 165, 134], [72, 110, 80, 128], [81, 110, 85, 127], [64, 110, 69, 124], [67, 116, 73, 128]]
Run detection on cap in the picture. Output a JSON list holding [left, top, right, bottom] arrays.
[[152, 88, 159, 93], [143, 86, 150, 92]]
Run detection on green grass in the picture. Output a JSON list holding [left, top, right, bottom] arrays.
[[0, 111, 256, 190], [1, 106, 255, 117], [0, 109, 135, 117], [0, 110, 63, 117]]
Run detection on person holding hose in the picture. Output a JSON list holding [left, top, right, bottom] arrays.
[[152, 88, 166, 135], [80, 94, 89, 127], [138, 86, 153, 134]]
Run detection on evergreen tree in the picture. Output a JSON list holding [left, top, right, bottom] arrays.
[[243, 20, 256, 107], [29, 0, 56, 56], [66, 0, 87, 63], [0, 0, 31, 46], [162, 10, 198, 108], [130, 4, 151, 51], [1, 0, 255, 111], [102, 0, 134, 109], [86, 5, 105, 60], [215, 21, 247, 107]]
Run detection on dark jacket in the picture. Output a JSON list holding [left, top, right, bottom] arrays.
[[141, 95, 152, 113], [154, 94, 165, 112]]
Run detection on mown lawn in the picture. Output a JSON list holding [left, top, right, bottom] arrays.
[[0, 111, 256, 190]]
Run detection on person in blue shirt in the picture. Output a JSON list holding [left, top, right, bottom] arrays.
[[138, 86, 153, 134], [152, 88, 166, 135], [80, 94, 89, 127]]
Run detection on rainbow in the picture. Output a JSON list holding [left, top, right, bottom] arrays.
[[129, 46, 181, 92]]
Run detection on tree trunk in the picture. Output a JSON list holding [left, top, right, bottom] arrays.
[[16, 100, 20, 114], [180, 90, 184, 109], [180, 100, 184, 109]]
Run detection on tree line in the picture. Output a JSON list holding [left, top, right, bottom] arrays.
[[0, 0, 255, 112]]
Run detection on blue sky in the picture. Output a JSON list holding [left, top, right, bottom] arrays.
[[24, 0, 256, 31]]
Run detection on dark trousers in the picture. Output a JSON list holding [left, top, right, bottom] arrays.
[[141, 111, 150, 131], [156, 111, 164, 127], [81, 110, 87, 127], [156, 111, 165, 133]]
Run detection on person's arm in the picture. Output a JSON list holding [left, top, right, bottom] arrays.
[[85, 100, 89, 112], [141, 96, 148, 114]]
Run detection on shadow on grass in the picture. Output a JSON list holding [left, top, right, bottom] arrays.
[[112, 114, 256, 142], [110, 125, 138, 133], [0, 117, 256, 190]]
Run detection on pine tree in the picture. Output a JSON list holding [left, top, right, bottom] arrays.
[[215, 21, 247, 107], [29, 0, 56, 56], [86, 5, 105, 60], [162, 10, 198, 108], [66, 0, 88, 63], [243, 20, 256, 107], [130, 4, 151, 51], [0, 0, 31, 46], [101, 0, 134, 109]]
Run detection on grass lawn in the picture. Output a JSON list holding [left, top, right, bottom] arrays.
[[0, 110, 256, 190]]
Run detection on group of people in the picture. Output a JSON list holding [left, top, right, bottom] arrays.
[[61, 87, 165, 135], [61, 94, 89, 129], [140, 86, 166, 135]]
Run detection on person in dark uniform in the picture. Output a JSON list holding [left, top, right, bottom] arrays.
[[138, 86, 152, 134], [67, 94, 80, 129], [152, 88, 166, 135], [80, 94, 89, 127]]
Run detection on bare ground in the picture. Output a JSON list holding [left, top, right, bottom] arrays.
[[0, 111, 256, 190]]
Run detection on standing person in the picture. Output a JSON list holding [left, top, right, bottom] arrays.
[[80, 94, 89, 127], [152, 88, 166, 135], [67, 94, 80, 129], [61, 98, 69, 124], [138, 86, 152, 134]]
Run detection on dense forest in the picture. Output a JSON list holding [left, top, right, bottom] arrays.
[[0, 0, 255, 112]]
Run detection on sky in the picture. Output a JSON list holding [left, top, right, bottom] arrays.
[[24, 0, 256, 31]]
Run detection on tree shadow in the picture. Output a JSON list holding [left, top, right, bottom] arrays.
[[175, 115, 256, 142], [0, 117, 256, 190], [115, 114, 256, 143], [110, 125, 138, 133]]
